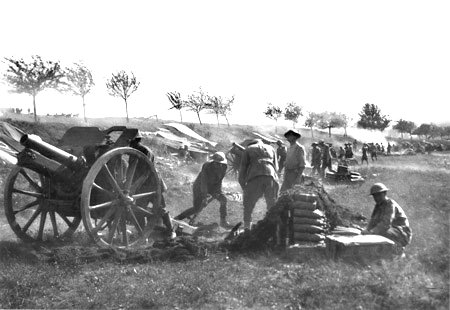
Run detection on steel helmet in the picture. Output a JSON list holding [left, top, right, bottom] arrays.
[[369, 183, 389, 195]]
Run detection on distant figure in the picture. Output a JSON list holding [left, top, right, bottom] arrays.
[[276, 140, 287, 174], [387, 142, 392, 155], [370, 143, 378, 161], [338, 146, 345, 160], [178, 144, 192, 162], [361, 183, 412, 254], [319, 140, 332, 178], [175, 152, 232, 228], [329, 144, 337, 158], [381, 143, 385, 154], [239, 139, 279, 229], [345, 143, 354, 159], [361, 143, 369, 165], [376, 143, 381, 152], [311, 142, 322, 176], [353, 139, 358, 151], [281, 129, 306, 191]]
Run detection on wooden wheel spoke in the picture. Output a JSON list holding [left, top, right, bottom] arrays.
[[13, 200, 39, 215], [102, 164, 123, 194], [56, 212, 78, 229], [22, 208, 41, 233], [124, 157, 139, 190], [127, 206, 143, 234], [130, 204, 154, 217], [131, 191, 157, 200], [89, 199, 117, 210], [129, 172, 150, 194], [19, 169, 42, 192], [37, 211, 47, 241], [92, 183, 115, 198], [50, 211, 59, 238], [91, 205, 117, 234], [12, 188, 43, 198], [106, 208, 123, 244]]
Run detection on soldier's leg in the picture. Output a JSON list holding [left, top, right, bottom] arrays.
[[280, 169, 296, 192], [263, 177, 279, 210], [214, 192, 232, 228], [243, 178, 264, 228], [174, 188, 206, 220]]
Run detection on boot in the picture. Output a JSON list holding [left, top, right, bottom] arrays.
[[220, 217, 234, 229], [161, 211, 175, 239], [243, 221, 253, 230]]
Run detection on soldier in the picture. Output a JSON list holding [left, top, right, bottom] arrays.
[[276, 140, 287, 173], [338, 146, 345, 161], [345, 143, 354, 159], [387, 142, 392, 155], [175, 152, 232, 228], [280, 129, 306, 191], [311, 142, 322, 176], [239, 139, 279, 229], [370, 143, 378, 161], [361, 143, 369, 165], [361, 183, 412, 253], [319, 140, 332, 178]]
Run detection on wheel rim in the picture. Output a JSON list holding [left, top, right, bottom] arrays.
[[81, 147, 162, 249], [4, 166, 81, 242]]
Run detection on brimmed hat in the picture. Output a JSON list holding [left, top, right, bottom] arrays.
[[276, 140, 283, 145], [369, 183, 389, 195], [210, 151, 227, 164], [318, 140, 325, 145], [284, 129, 301, 139], [311, 142, 318, 146]]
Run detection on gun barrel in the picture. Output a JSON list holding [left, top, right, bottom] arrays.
[[20, 134, 79, 168]]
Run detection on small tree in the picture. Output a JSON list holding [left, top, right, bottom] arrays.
[[264, 103, 283, 132], [166, 91, 184, 122], [393, 119, 416, 139], [357, 103, 391, 131], [413, 123, 432, 139], [317, 112, 346, 137], [207, 95, 224, 126], [220, 96, 234, 127], [3, 55, 65, 122], [185, 87, 209, 125], [284, 102, 303, 129], [106, 70, 140, 123], [304, 112, 320, 138], [63, 63, 94, 122]]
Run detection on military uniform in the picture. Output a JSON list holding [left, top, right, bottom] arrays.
[[276, 143, 287, 173], [319, 142, 332, 178], [238, 140, 279, 228], [311, 144, 322, 176]]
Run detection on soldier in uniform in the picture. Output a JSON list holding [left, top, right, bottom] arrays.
[[319, 140, 332, 178], [311, 142, 322, 176], [175, 152, 232, 228], [239, 139, 279, 229], [361, 143, 369, 165], [280, 129, 306, 191], [361, 183, 412, 252], [276, 140, 287, 174]]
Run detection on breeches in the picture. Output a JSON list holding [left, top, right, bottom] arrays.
[[281, 168, 304, 192], [243, 176, 279, 224], [382, 226, 412, 247]]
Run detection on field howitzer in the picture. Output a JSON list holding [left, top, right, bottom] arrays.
[[18, 134, 88, 185]]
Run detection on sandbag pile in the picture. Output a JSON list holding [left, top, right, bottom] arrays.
[[288, 194, 327, 243]]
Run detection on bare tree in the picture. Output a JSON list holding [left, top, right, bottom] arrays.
[[63, 63, 94, 122], [220, 95, 234, 127], [185, 87, 209, 125], [3, 55, 65, 122], [106, 70, 140, 123], [207, 95, 223, 126], [166, 91, 184, 122]]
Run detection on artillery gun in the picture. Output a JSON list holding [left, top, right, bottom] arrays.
[[3, 126, 169, 249]]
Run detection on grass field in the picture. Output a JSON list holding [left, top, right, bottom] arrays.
[[0, 116, 449, 309]]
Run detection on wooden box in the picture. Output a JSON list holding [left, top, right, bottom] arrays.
[[326, 234, 395, 260]]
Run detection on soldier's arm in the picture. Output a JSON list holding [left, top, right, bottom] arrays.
[[370, 203, 395, 234], [238, 151, 249, 188], [200, 164, 208, 194]]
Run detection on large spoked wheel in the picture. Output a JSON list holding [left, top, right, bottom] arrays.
[[4, 166, 81, 242], [81, 147, 162, 249]]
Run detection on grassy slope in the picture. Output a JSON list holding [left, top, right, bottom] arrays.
[[0, 115, 449, 309]]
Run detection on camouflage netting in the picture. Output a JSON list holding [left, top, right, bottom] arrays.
[[224, 178, 366, 252]]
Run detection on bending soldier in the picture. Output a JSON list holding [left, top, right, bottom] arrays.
[[238, 139, 279, 229], [175, 152, 232, 228]]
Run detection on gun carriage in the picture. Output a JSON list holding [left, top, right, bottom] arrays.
[[4, 126, 164, 249]]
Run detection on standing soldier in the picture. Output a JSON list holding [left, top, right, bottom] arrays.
[[370, 143, 378, 161], [387, 142, 392, 155], [311, 142, 322, 176], [238, 139, 279, 229], [280, 129, 306, 191], [319, 140, 332, 178], [345, 143, 354, 159], [361, 143, 369, 165], [175, 152, 232, 228], [276, 140, 287, 174]]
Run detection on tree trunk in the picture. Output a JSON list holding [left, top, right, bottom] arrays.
[[124, 98, 129, 123], [224, 115, 230, 127], [216, 113, 220, 127], [32, 94, 37, 122], [82, 95, 87, 123], [196, 111, 202, 125], [310, 127, 314, 138], [179, 109, 183, 123], [328, 126, 332, 137], [344, 126, 347, 137]]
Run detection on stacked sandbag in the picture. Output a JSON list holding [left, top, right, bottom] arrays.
[[288, 194, 327, 243]]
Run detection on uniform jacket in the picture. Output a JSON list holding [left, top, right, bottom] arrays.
[[311, 146, 322, 166], [321, 144, 331, 162], [194, 161, 227, 195], [367, 197, 410, 235], [238, 140, 278, 186], [284, 142, 306, 170]]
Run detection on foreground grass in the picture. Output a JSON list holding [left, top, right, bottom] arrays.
[[1, 154, 449, 309]]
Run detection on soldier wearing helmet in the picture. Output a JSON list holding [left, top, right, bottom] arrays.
[[361, 183, 412, 250], [175, 151, 232, 228]]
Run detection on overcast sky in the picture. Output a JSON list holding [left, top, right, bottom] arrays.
[[0, 0, 449, 126]]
